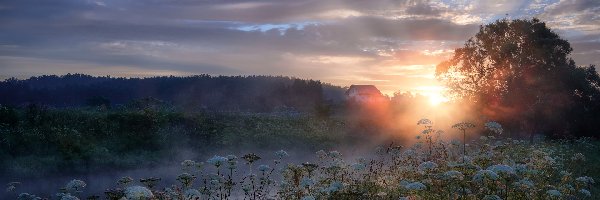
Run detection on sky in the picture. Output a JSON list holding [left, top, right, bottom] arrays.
[[0, 0, 599, 96]]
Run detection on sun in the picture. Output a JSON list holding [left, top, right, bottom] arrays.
[[428, 92, 449, 106], [414, 86, 450, 106]]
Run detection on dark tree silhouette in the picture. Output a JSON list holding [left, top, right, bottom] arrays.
[[436, 18, 600, 138], [0, 74, 345, 113]]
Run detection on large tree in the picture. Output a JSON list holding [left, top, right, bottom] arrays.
[[436, 18, 600, 138]]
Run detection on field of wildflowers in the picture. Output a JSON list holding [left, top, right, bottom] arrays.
[[7, 120, 598, 200]]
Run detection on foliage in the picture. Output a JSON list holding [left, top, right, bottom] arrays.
[[0, 105, 349, 177], [0, 74, 345, 112], [6, 121, 599, 199], [436, 18, 600, 138]]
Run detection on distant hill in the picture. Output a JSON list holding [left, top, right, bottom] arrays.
[[0, 74, 346, 112]]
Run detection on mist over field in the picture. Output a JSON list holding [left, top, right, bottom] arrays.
[[2, 0, 600, 199]]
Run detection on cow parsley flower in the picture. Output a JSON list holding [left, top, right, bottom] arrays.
[[300, 178, 315, 188], [57, 193, 79, 200], [418, 161, 438, 172], [177, 173, 196, 187], [514, 164, 528, 174], [241, 153, 261, 164], [18, 193, 40, 200], [181, 160, 196, 169], [403, 149, 416, 157], [376, 192, 387, 197], [65, 179, 86, 193], [351, 163, 366, 171], [328, 151, 342, 159], [258, 164, 271, 172], [405, 182, 426, 191], [452, 122, 475, 131], [417, 118, 432, 126], [275, 150, 289, 159], [482, 194, 502, 200], [301, 196, 316, 200], [513, 178, 534, 190], [480, 136, 488, 141], [484, 121, 503, 135], [579, 189, 591, 197], [487, 164, 515, 177], [324, 181, 344, 193], [443, 170, 464, 181], [207, 155, 228, 167], [472, 170, 499, 183], [576, 176, 595, 185], [571, 153, 586, 162], [316, 150, 327, 159], [546, 189, 561, 197], [226, 155, 237, 160], [124, 186, 153, 199], [184, 189, 201, 199]]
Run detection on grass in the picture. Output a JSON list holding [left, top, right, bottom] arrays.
[[2, 115, 598, 199]]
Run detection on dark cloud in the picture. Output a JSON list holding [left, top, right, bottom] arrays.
[[0, 0, 598, 94]]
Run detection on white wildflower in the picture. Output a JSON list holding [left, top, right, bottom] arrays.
[[483, 194, 502, 200], [484, 121, 503, 135], [324, 181, 344, 193], [124, 186, 153, 200], [58, 193, 79, 200], [405, 182, 426, 191], [226, 155, 237, 160], [181, 160, 196, 172], [316, 150, 327, 159], [418, 161, 438, 172], [472, 170, 499, 183], [207, 155, 228, 167], [571, 153, 585, 162], [417, 118, 432, 126], [403, 149, 416, 157], [579, 189, 591, 197], [65, 179, 86, 193], [480, 136, 488, 141], [546, 189, 561, 197], [351, 163, 366, 171], [300, 178, 315, 188], [258, 164, 271, 172], [487, 164, 515, 177], [184, 189, 201, 200], [275, 150, 289, 159], [301, 196, 316, 200], [328, 151, 342, 159], [576, 176, 595, 185], [513, 178, 534, 190], [443, 170, 464, 181]]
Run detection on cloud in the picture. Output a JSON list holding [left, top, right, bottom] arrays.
[[0, 0, 598, 94]]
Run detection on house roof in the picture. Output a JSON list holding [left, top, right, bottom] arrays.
[[345, 85, 382, 96]]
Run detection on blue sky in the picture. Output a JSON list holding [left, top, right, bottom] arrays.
[[0, 0, 598, 95]]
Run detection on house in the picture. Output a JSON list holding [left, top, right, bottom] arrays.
[[345, 85, 385, 103]]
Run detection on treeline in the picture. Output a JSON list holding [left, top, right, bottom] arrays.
[[0, 74, 346, 112]]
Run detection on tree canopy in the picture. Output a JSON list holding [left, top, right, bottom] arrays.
[[436, 18, 600, 137]]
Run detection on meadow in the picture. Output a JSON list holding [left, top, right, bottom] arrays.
[[3, 106, 598, 199]]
